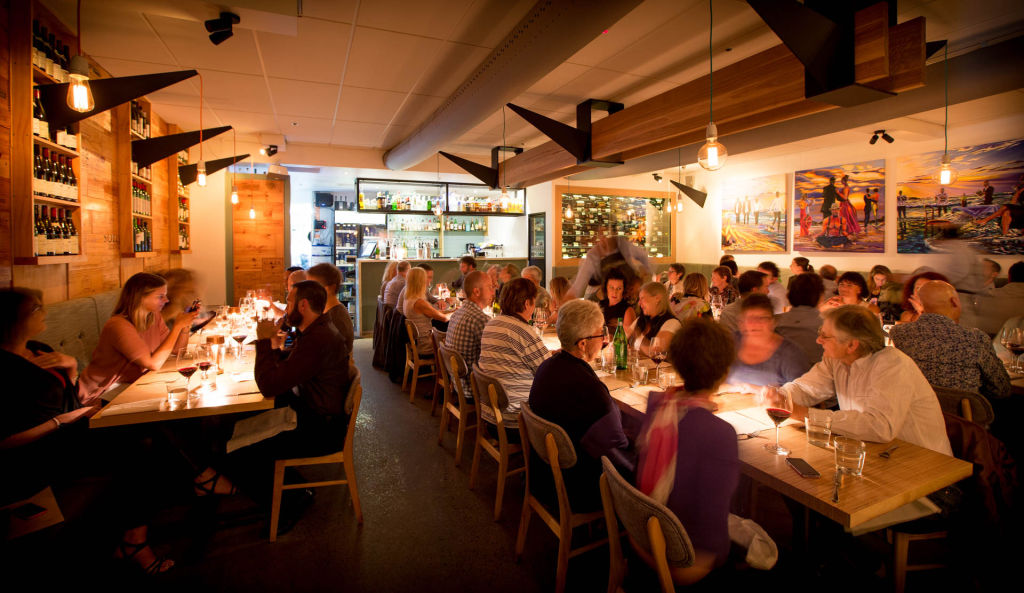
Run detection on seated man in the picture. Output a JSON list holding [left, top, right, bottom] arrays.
[[444, 270, 492, 391], [521, 265, 550, 314], [890, 280, 1010, 401], [528, 299, 635, 512], [719, 270, 768, 334], [780, 305, 952, 456], [383, 261, 410, 308], [451, 255, 476, 291]]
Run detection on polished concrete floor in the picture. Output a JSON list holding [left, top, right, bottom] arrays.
[[4, 339, 991, 592]]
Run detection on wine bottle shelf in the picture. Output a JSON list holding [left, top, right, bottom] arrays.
[[33, 195, 79, 207], [15, 254, 86, 265], [131, 174, 152, 185], [130, 129, 147, 140], [32, 135, 79, 158], [32, 65, 57, 84]]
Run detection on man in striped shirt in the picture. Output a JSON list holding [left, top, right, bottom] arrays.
[[477, 278, 551, 427]]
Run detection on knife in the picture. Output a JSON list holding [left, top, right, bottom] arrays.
[[832, 471, 842, 503]]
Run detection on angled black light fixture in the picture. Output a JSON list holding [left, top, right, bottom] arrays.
[[652, 172, 663, 183], [259, 145, 278, 157], [869, 129, 894, 144], [205, 12, 240, 46]]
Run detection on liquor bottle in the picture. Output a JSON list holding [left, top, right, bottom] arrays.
[[65, 156, 77, 200], [66, 209, 79, 255], [55, 209, 68, 254], [33, 88, 48, 138], [33, 206, 43, 256], [613, 318, 628, 370]]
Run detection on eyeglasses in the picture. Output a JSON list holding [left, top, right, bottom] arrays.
[[577, 334, 604, 345]]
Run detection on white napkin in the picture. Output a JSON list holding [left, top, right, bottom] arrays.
[[100, 398, 166, 416], [225, 406, 297, 453], [728, 514, 778, 569]]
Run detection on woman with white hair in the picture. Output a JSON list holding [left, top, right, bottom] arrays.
[[528, 299, 635, 512]]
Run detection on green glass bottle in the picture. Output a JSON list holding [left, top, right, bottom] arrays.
[[613, 318, 628, 370]]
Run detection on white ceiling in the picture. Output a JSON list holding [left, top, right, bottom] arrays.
[[41, 0, 1024, 168]]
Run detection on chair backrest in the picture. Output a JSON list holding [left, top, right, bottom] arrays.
[[343, 371, 362, 452], [601, 456, 695, 569], [438, 343, 471, 402], [471, 364, 510, 415], [519, 402, 577, 469], [931, 384, 995, 429]]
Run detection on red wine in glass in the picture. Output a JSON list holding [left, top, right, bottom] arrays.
[[197, 361, 212, 372], [232, 334, 247, 345], [765, 407, 792, 425], [177, 366, 198, 380], [1008, 343, 1024, 355]]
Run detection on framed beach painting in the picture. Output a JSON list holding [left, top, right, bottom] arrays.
[[793, 159, 886, 253], [895, 138, 1024, 254], [720, 174, 788, 253]]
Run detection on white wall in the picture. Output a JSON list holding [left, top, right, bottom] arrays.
[[526, 181, 554, 282], [181, 170, 229, 306]]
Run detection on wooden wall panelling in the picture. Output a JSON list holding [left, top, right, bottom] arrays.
[[69, 109, 120, 298], [0, 0, 11, 130], [1, 0, 10, 286], [854, 2, 890, 84], [867, 17, 926, 94], [232, 176, 285, 302]]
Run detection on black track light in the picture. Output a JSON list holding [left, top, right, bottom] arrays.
[[652, 172, 663, 182], [205, 12, 239, 45], [869, 129, 894, 145], [259, 144, 278, 157]]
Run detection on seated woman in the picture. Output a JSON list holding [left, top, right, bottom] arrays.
[[867, 264, 903, 322], [379, 260, 398, 300], [709, 266, 739, 305], [669, 272, 712, 321], [545, 276, 572, 325], [819, 271, 871, 312], [79, 273, 198, 404], [528, 299, 635, 512], [403, 267, 449, 355], [636, 318, 739, 583], [0, 288, 173, 574], [478, 278, 551, 427], [898, 270, 949, 323], [775, 273, 825, 364], [598, 269, 636, 333], [628, 282, 681, 357], [787, 257, 813, 289], [722, 294, 810, 392]]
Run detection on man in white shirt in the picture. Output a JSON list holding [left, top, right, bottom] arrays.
[[757, 261, 789, 314], [780, 305, 952, 456], [383, 261, 410, 308]]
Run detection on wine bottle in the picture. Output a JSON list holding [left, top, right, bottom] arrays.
[[613, 318, 628, 370], [33, 88, 48, 138], [66, 209, 79, 255]]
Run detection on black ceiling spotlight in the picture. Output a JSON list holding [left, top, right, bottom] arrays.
[[652, 172, 663, 182], [259, 144, 278, 157], [205, 12, 240, 45], [869, 129, 894, 145]]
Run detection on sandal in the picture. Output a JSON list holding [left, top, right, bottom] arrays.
[[194, 470, 238, 496], [115, 540, 174, 575]]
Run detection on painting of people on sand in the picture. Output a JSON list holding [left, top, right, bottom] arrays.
[[793, 160, 885, 253], [895, 138, 1024, 255], [720, 174, 787, 253]]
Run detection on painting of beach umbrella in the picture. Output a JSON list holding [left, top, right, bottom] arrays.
[[793, 159, 886, 253], [720, 174, 787, 253], [895, 138, 1024, 255]]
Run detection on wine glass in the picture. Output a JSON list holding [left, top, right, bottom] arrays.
[[196, 344, 214, 391], [760, 387, 793, 456], [532, 308, 548, 336], [710, 293, 724, 320], [650, 335, 667, 374], [595, 326, 611, 371], [176, 346, 198, 395], [1008, 327, 1024, 373]]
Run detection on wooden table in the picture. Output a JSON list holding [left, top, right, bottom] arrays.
[[89, 351, 273, 429], [597, 371, 974, 530]]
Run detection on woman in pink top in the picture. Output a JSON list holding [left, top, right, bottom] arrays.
[[78, 273, 197, 405]]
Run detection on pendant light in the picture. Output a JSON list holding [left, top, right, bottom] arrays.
[[196, 74, 207, 186], [564, 177, 573, 220], [698, 0, 727, 171], [230, 129, 239, 204], [67, 0, 94, 112], [936, 44, 958, 186]]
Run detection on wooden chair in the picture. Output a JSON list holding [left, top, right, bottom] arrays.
[[515, 403, 607, 593], [429, 328, 447, 416], [930, 384, 995, 429], [403, 320, 435, 402], [269, 371, 363, 541], [468, 364, 525, 520], [436, 344, 477, 467], [599, 457, 704, 593]]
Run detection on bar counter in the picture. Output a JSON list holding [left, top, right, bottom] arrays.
[[356, 257, 528, 335]]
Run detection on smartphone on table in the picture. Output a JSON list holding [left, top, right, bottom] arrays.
[[786, 457, 820, 478]]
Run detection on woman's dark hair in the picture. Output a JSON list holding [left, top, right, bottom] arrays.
[[0, 288, 42, 345], [867, 265, 894, 292], [837, 271, 869, 299], [721, 259, 738, 276], [792, 257, 813, 273], [787, 273, 824, 308], [603, 268, 627, 295], [668, 318, 735, 393], [712, 265, 733, 280], [668, 263, 686, 276], [500, 278, 538, 316], [901, 271, 950, 311], [739, 293, 774, 316]]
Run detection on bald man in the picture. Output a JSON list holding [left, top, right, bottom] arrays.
[[889, 281, 1010, 400]]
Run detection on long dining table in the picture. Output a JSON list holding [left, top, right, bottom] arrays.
[[539, 331, 974, 531]]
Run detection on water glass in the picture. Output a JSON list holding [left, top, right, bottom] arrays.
[[834, 436, 867, 476], [166, 383, 188, 411], [657, 367, 677, 389], [630, 362, 648, 387], [805, 408, 833, 448]]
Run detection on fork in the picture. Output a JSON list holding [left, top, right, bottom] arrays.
[[879, 444, 899, 459], [738, 431, 767, 440]]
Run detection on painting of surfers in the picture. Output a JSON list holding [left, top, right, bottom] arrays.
[[793, 159, 886, 253], [720, 174, 787, 253], [895, 138, 1024, 255]]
